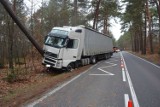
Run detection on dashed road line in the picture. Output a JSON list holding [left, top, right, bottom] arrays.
[[124, 94, 129, 107], [121, 60, 126, 82], [122, 69, 126, 82], [121, 52, 140, 107]]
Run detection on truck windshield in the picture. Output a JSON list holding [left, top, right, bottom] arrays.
[[45, 36, 66, 48], [45, 29, 68, 48]]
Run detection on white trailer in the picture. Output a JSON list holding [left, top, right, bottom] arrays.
[[42, 25, 113, 71], [83, 28, 113, 56]]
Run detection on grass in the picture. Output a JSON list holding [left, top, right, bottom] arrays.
[[0, 64, 91, 107], [3, 91, 17, 103], [130, 51, 160, 65]]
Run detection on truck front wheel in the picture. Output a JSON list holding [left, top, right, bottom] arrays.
[[66, 63, 74, 72]]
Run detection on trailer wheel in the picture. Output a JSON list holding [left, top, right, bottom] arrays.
[[75, 61, 80, 68], [108, 53, 111, 58], [91, 56, 96, 64], [105, 54, 108, 60], [66, 63, 74, 72]]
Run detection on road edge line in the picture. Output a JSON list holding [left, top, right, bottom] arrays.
[[121, 52, 140, 107], [127, 52, 160, 69], [25, 64, 98, 107]]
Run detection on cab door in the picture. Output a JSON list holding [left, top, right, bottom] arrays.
[[62, 39, 79, 67]]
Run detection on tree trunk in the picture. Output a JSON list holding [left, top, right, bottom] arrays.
[[8, 0, 16, 70], [139, 26, 143, 54], [103, 12, 108, 34], [153, 0, 160, 46], [135, 30, 139, 52], [41, 0, 44, 36], [8, 18, 14, 70], [146, 1, 154, 54], [131, 32, 134, 52], [143, 6, 147, 55], [134, 32, 136, 52], [72, 0, 78, 26], [93, 0, 101, 29], [31, 0, 34, 36]]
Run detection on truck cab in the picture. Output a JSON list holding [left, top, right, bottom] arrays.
[[42, 26, 83, 70]]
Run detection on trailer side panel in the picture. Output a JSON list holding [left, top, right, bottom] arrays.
[[83, 28, 113, 56]]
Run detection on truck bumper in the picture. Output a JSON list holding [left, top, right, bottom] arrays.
[[42, 58, 63, 69]]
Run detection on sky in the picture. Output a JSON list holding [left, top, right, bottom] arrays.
[[110, 18, 122, 40], [24, 0, 45, 11], [24, 0, 123, 40]]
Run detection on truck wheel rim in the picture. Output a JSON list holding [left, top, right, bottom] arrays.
[[67, 64, 73, 71], [92, 57, 96, 63]]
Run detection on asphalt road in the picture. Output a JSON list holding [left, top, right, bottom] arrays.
[[122, 51, 160, 107], [25, 52, 160, 107]]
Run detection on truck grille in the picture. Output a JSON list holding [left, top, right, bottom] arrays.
[[44, 60, 55, 66], [45, 57, 56, 63], [44, 51, 57, 66]]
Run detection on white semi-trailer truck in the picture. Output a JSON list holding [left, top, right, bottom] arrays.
[[42, 25, 113, 71]]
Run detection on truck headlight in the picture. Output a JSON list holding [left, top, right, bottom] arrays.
[[56, 61, 62, 68], [46, 64, 51, 67]]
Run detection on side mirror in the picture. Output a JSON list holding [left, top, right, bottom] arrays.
[[75, 29, 82, 33]]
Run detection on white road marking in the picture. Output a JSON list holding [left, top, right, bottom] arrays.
[[121, 61, 126, 82], [127, 52, 160, 69], [89, 67, 115, 76], [124, 94, 129, 107], [88, 61, 101, 70], [122, 68, 125, 71], [89, 60, 117, 76], [98, 68, 114, 75], [122, 69, 126, 82], [89, 74, 114, 76], [121, 52, 140, 107], [25, 63, 98, 107]]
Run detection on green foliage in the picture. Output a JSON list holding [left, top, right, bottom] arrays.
[[0, 0, 28, 71], [117, 31, 131, 50], [112, 36, 117, 47], [34, 0, 89, 33], [100, 0, 121, 17], [88, 0, 121, 31], [150, 7, 158, 18], [121, 0, 145, 32]]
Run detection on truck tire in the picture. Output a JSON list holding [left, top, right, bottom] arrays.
[[105, 54, 108, 60], [66, 63, 74, 72], [90, 56, 96, 64]]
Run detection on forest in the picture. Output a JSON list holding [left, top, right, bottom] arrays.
[[0, 0, 160, 106], [0, 0, 160, 84]]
